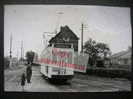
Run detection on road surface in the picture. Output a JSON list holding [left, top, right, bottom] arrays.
[[4, 65, 131, 92]]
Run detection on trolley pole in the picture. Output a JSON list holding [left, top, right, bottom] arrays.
[[55, 12, 64, 34]]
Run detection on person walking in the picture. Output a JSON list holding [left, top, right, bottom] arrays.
[[26, 64, 32, 83], [21, 72, 26, 91]]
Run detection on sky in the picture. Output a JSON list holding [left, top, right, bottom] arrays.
[[4, 5, 132, 58]]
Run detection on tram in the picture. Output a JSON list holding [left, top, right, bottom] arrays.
[[40, 43, 74, 82]]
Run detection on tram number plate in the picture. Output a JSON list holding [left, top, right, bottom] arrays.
[[60, 70, 65, 75]]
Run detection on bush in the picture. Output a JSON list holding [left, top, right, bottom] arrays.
[[96, 60, 104, 67]]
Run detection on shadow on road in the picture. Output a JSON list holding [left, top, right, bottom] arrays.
[[49, 80, 71, 86], [41, 74, 71, 85]]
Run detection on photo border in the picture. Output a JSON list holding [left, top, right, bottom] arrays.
[[0, 0, 132, 99]]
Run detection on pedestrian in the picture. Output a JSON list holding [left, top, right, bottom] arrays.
[[21, 72, 26, 91], [26, 64, 32, 83]]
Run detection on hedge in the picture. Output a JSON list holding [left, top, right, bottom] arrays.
[[85, 68, 131, 80], [75, 67, 131, 80]]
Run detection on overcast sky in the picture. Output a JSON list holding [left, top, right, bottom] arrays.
[[4, 5, 132, 58]]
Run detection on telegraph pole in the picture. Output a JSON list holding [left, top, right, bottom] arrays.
[[9, 33, 12, 58], [17, 49, 18, 60], [21, 40, 23, 62], [9, 33, 12, 68], [81, 23, 87, 53], [81, 23, 84, 53]]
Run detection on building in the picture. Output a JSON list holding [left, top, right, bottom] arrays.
[[110, 47, 131, 69], [49, 25, 79, 51]]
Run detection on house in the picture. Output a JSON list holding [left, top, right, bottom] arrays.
[[49, 25, 79, 51], [110, 47, 131, 66]]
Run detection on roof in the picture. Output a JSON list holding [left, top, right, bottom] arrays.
[[49, 25, 79, 43], [120, 51, 131, 59], [110, 49, 131, 59], [111, 51, 126, 58]]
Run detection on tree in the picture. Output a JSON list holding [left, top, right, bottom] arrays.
[[95, 42, 110, 59], [26, 51, 35, 65], [83, 38, 111, 67], [83, 38, 98, 66]]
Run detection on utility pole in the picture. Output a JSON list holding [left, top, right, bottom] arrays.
[[21, 40, 23, 61], [81, 23, 87, 53], [17, 49, 18, 60], [9, 33, 12, 58], [23, 46, 24, 60], [9, 33, 12, 68], [81, 23, 84, 53]]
